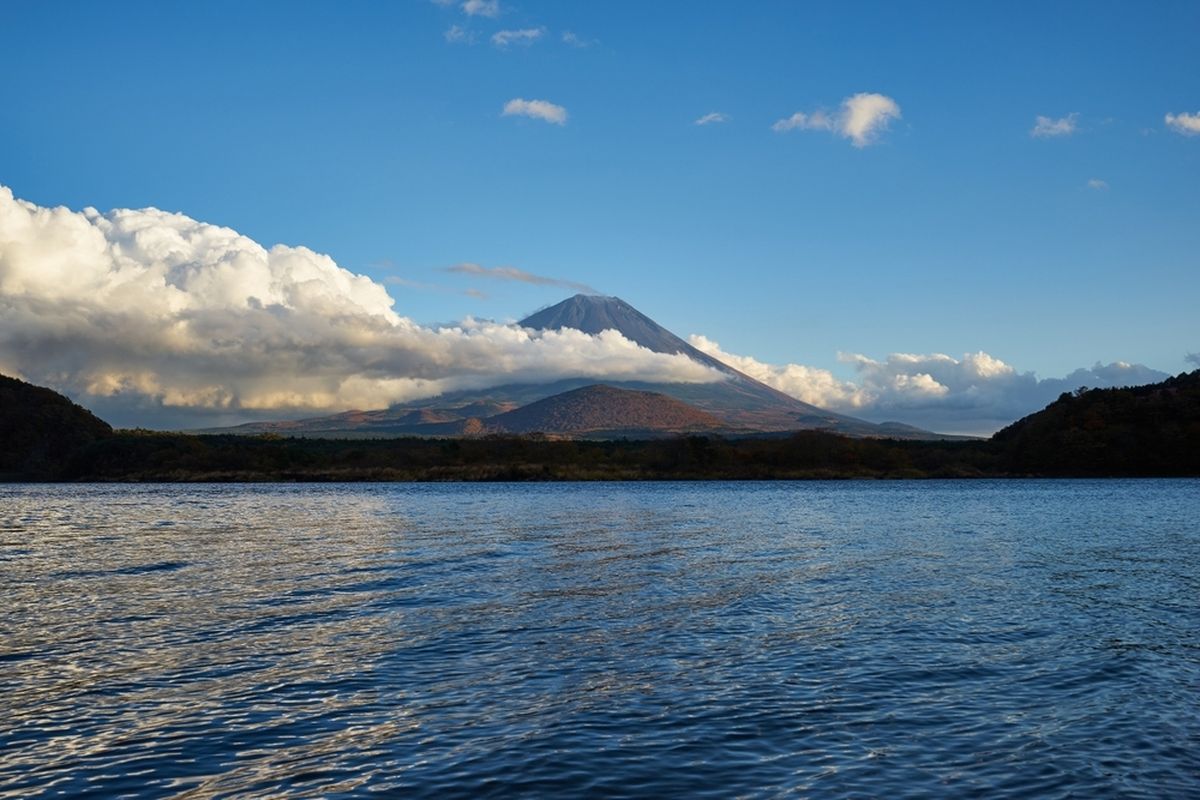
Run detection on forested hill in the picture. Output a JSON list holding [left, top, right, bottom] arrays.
[[2, 371, 1199, 480], [991, 369, 1200, 476], [0, 374, 113, 479]]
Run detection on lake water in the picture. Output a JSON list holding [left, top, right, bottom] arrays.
[[1, 481, 1197, 798]]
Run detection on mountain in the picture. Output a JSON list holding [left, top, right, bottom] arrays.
[[201, 294, 946, 439], [0, 374, 113, 478], [516, 295, 927, 436], [990, 369, 1200, 475], [483, 384, 724, 436]]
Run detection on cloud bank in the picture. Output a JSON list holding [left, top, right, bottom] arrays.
[[773, 93, 901, 147], [502, 98, 568, 125], [689, 336, 1168, 435], [0, 186, 720, 427]]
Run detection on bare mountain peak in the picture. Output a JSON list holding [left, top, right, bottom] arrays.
[[517, 294, 934, 436], [521, 294, 656, 338]]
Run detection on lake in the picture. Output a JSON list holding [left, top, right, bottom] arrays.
[[1, 481, 1197, 798]]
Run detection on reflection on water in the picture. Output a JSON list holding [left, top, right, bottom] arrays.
[[1, 481, 1197, 798]]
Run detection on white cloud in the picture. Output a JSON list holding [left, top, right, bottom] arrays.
[[502, 98, 568, 125], [445, 262, 594, 293], [1165, 111, 1200, 136], [1031, 113, 1079, 138], [772, 110, 832, 133], [444, 24, 473, 44], [690, 336, 1168, 435], [461, 0, 499, 17], [840, 94, 902, 147], [561, 31, 591, 48], [689, 335, 866, 409], [694, 112, 729, 126], [0, 185, 721, 427], [772, 93, 901, 147], [1087, 178, 1109, 190], [492, 27, 544, 47]]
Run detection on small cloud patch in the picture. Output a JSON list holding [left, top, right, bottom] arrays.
[[1031, 113, 1079, 138], [502, 98, 568, 125], [773, 93, 901, 147], [492, 27, 544, 47], [1165, 111, 1200, 136]]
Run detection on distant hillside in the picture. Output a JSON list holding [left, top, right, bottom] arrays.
[[992, 369, 1200, 475], [0, 374, 113, 478], [484, 384, 724, 435], [204, 400, 518, 438]]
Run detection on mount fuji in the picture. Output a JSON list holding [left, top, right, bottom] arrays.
[[206, 295, 947, 439]]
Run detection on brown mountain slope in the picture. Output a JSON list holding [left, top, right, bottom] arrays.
[[485, 384, 723, 435]]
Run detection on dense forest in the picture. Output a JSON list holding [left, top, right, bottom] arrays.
[[0, 374, 113, 479], [2, 371, 1198, 481]]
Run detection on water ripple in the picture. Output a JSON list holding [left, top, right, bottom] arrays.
[[0, 480, 1197, 798]]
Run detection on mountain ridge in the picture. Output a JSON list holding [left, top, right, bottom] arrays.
[[6, 370, 1199, 479]]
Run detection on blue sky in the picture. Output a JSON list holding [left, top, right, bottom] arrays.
[[1, 1, 1198, 431]]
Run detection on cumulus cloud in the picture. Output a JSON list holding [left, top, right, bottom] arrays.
[[694, 112, 729, 126], [502, 98, 568, 125], [772, 93, 901, 147], [1031, 113, 1079, 138], [1087, 178, 1109, 190], [461, 0, 499, 17], [492, 27, 544, 47], [689, 335, 866, 409], [1165, 111, 1200, 136], [838, 353, 1166, 433], [689, 335, 1168, 435], [444, 262, 595, 293], [0, 185, 721, 428]]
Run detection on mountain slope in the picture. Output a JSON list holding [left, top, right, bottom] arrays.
[[990, 369, 1200, 474], [0, 374, 114, 477], [518, 294, 905, 436], [484, 384, 724, 435]]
